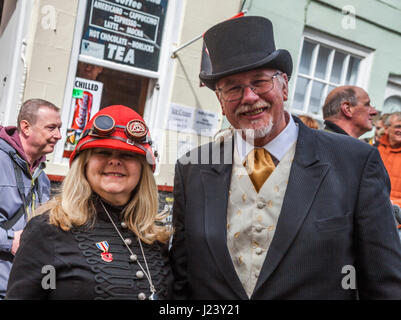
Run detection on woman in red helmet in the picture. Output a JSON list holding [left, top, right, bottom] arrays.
[[6, 105, 172, 300]]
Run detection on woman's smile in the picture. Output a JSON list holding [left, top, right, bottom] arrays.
[[86, 148, 142, 206]]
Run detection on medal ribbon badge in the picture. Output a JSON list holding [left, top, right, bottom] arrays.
[[96, 241, 113, 262]]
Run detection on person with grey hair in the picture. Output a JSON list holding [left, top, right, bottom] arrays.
[[378, 112, 401, 207], [322, 85, 378, 138], [170, 16, 401, 300], [0, 98, 61, 299]]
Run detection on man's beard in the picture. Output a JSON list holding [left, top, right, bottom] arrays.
[[235, 101, 273, 141], [242, 119, 273, 142]]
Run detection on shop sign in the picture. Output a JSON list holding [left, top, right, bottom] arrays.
[[167, 103, 220, 137], [80, 0, 168, 72]]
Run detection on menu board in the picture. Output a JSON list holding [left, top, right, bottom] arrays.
[[80, 0, 168, 71]]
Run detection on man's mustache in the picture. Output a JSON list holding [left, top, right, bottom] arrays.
[[235, 101, 271, 116]]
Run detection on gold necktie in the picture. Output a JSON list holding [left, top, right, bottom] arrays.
[[244, 148, 276, 193]]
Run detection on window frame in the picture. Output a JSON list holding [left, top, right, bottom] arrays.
[[383, 75, 401, 113], [290, 28, 374, 119]]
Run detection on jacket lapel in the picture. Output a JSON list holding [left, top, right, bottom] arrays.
[[201, 137, 249, 299], [253, 118, 330, 295]]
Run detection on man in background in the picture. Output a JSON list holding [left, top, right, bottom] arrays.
[[322, 85, 378, 138], [0, 99, 62, 299], [378, 112, 401, 207]]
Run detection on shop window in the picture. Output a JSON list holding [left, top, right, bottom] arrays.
[[62, 61, 149, 159], [60, 0, 169, 161], [76, 61, 149, 112]]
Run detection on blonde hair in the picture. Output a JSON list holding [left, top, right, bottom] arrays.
[[298, 115, 319, 129], [35, 149, 171, 244]]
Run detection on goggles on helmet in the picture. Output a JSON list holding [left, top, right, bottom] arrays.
[[69, 105, 157, 171], [80, 114, 152, 145]]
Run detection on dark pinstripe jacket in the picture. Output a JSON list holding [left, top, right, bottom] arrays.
[[170, 116, 401, 299]]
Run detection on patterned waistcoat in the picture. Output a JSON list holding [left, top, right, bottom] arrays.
[[226, 142, 296, 297]]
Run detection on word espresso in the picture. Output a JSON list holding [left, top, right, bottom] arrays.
[[159, 304, 239, 318]]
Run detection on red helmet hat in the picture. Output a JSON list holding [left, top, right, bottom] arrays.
[[69, 105, 156, 171]]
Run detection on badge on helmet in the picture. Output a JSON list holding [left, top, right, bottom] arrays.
[[126, 119, 148, 141]]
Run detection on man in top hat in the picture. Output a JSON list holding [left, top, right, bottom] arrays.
[[169, 16, 401, 299]]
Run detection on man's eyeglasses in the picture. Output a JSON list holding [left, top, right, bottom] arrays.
[[216, 72, 282, 102]]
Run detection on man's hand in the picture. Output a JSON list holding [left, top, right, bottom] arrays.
[[11, 230, 23, 256]]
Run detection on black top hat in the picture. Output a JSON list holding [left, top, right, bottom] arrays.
[[199, 16, 293, 90]]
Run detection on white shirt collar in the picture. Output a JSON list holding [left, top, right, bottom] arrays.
[[235, 112, 299, 163]]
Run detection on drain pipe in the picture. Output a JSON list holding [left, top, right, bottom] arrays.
[[18, 39, 28, 110], [3, 0, 28, 124]]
